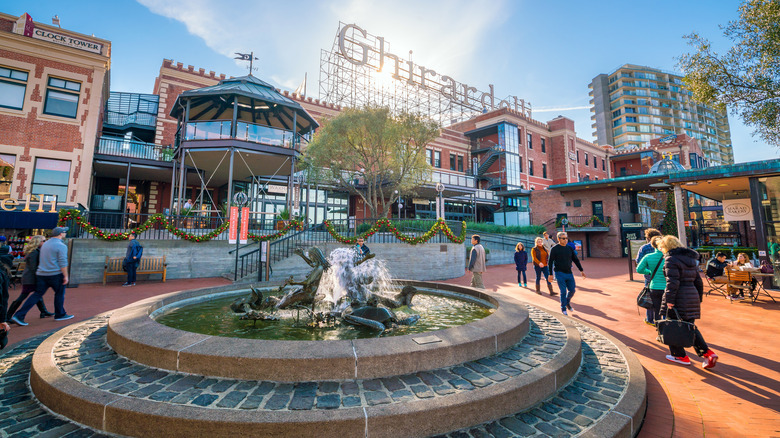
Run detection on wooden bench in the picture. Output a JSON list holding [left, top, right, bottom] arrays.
[[103, 256, 167, 285]]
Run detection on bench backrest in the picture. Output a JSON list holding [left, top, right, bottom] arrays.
[[105, 256, 166, 272]]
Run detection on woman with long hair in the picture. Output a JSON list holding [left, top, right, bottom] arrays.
[[6, 236, 53, 321], [530, 237, 555, 295], [657, 235, 718, 369], [514, 242, 528, 288]]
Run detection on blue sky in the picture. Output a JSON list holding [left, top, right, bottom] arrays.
[[6, 0, 775, 163]]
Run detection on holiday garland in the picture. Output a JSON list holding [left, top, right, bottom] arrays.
[[323, 218, 467, 245], [555, 215, 612, 229], [57, 209, 302, 242]]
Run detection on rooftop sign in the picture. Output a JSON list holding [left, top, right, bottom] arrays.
[[16, 13, 103, 55]]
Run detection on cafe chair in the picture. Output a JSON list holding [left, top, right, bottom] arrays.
[[725, 266, 752, 304], [705, 275, 728, 298]]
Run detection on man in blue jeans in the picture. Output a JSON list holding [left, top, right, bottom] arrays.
[[10, 227, 74, 326], [549, 232, 586, 315]]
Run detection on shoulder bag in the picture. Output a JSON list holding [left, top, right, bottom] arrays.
[[637, 258, 663, 309], [656, 307, 696, 347]]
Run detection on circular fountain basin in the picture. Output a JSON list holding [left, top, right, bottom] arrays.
[[107, 280, 529, 381]]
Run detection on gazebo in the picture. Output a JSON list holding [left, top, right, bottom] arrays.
[[169, 74, 318, 213]]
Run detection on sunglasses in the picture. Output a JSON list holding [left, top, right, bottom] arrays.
[[560, 237, 569, 240]]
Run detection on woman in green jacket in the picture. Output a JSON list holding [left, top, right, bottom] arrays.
[[636, 236, 666, 325]]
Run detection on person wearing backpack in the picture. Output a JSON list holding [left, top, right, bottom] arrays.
[[636, 236, 665, 325], [123, 232, 143, 286]]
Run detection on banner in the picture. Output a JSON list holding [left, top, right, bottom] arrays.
[[722, 199, 753, 222], [228, 206, 239, 244], [239, 207, 249, 244]]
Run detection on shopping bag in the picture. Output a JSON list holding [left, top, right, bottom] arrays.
[[656, 308, 696, 347]]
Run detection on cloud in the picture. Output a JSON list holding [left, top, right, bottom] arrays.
[[137, 0, 507, 89]]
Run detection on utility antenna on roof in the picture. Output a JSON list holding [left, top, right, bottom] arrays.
[[234, 52, 259, 75]]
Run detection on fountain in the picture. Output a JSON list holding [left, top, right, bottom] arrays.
[[11, 245, 647, 437]]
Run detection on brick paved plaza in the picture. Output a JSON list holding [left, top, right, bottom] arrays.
[[2, 259, 778, 437]]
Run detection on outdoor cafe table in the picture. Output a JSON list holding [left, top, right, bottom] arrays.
[[749, 271, 777, 304]]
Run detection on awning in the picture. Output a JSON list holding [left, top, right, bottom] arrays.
[[0, 211, 59, 229]]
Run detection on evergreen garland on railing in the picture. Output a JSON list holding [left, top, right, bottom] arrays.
[[248, 220, 304, 242], [555, 215, 612, 229], [323, 218, 467, 245]]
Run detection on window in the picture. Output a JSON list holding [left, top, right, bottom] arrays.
[[584, 153, 589, 166], [602, 159, 605, 171], [576, 151, 580, 163], [0, 67, 28, 110], [450, 153, 456, 170], [593, 156, 598, 169], [573, 200, 581, 207], [426, 149, 432, 166], [457, 155, 463, 172], [541, 138, 546, 153], [527, 133, 533, 149], [434, 151, 441, 168], [44, 77, 81, 118], [0, 153, 15, 199], [542, 163, 547, 179], [32, 158, 70, 202], [519, 158, 523, 173], [626, 116, 637, 123], [528, 160, 534, 176]]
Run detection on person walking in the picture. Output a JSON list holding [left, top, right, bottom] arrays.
[[10, 227, 73, 326], [549, 232, 585, 315], [467, 235, 486, 289], [636, 236, 665, 326], [657, 235, 718, 369], [531, 237, 555, 295], [636, 228, 662, 325], [514, 242, 528, 287], [6, 236, 53, 320], [123, 232, 143, 287], [542, 232, 556, 254]]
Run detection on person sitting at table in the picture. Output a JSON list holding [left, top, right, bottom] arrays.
[[706, 252, 729, 283], [731, 252, 757, 296]]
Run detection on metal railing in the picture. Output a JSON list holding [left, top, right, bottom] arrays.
[[556, 215, 612, 228], [96, 137, 174, 162], [183, 120, 297, 149]]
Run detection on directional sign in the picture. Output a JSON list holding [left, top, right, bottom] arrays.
[[622, 223, 643, 228]]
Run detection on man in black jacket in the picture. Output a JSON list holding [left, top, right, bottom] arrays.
[[706, 252, 729, 283], [549, 232, 586, 315]]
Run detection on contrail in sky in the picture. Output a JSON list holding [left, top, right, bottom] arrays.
[[533, 106, 590, 112]]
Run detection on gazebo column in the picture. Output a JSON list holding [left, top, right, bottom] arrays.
[[177, 150, 186, 211], [287, 112, 297, 216], [169, 158, 176, 213], [673, 184, 687, 246]]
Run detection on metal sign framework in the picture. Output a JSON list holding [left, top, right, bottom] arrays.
[[319, 22, 531, 126]]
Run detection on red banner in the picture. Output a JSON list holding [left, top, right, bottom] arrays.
[[239, 207, 249, 244], [228, 206, 239, 243], [23, 14, 34, 37]]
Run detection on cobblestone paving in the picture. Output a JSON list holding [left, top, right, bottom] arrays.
[[52, 308, 566, 411], [0, 334, 110, 437], [0, 306, 630, 437], [439, 321, 629, 437]]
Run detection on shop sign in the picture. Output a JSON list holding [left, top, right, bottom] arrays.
[[1, 194, 58, 212], [337, 23, 530, 116], [266, 185, 287, 194], [622, 222, 643, 228], [722, 198, 752, 222], [30, 27, 103, 54], [412, 198, 429, 205], [660, 134, 677, 144]]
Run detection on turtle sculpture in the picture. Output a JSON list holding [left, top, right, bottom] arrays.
[[342, 302, 421, 332]]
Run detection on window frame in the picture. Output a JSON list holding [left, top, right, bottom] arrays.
[[541, 138, 546, 153], [0, 153, 16, 200], [527, 132, 533, 149], [434, 151, 441, 168], [528, 159, 534, 176], [43, 76, 81, 119], [0, 66, 29, 111], [31, 157, 71, 202]]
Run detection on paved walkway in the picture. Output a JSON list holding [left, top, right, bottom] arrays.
[[3, 260, 779, 437], [448, 260, 780, 438]]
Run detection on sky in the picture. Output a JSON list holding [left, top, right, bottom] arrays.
[[6, 0, 776, 163]]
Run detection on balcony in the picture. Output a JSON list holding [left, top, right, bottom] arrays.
[[555, 215, 612, 232], [183, 120, 297, 149], [96, 137, 174, 162]]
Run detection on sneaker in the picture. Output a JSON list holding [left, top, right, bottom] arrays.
[[665, 355, 691, 365], [644, 319, 656, 326], [566, 303, 573, 311], [519, 283, 522, 287], [562, 309, 568, 316], [523, 283, 528, 287], [54, 314, 75, 321], [40, 311, 55, 318], [729, 295, 744, 301], [702, 350, 718, 370], [122, 282, 132, 287], [10, 316, 28, 326]]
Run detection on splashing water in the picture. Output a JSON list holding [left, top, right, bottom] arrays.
[[317, 247, 393, 311]]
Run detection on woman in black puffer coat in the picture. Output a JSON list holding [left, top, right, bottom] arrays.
[[658, 235, 718, 369]]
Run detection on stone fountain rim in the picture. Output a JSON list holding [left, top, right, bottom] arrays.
[[105, 279, 530, 381]]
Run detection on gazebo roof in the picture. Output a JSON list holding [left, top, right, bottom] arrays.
[[170, 75, 318, 134]]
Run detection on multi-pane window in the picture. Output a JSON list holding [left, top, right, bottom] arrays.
[[457, 155, 463, 172], [542, 163, 547, 179], [450, 153, 456, 170], [528, 160, 534, 176], [541, 138, 546, 153], [0, 67, 28, 110], [434, 151, 441, 168], [527, 133, 533, 149], [584, 153, 589, 166], [0, 154, 15, 199], [426, 149, 433, 166], [32, 158, 70, 202], [44, 77, 81, 118]]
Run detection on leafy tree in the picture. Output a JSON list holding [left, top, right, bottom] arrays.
[[678, 0, 780, 146], [303, 106, 439, 218]]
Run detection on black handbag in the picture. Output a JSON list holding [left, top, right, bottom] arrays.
[[637, 258, 663, 309], [656, 308, 696, 347]]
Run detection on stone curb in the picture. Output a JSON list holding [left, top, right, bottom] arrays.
[[106, 280, 530, 381]]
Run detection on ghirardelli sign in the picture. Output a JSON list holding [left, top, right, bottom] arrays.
[[336, 23, 530, 116]]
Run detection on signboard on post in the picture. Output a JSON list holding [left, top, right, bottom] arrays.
[[228, 206, 239, 244], [722, 199, 753, 222], [239, 207, 250, 244]]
